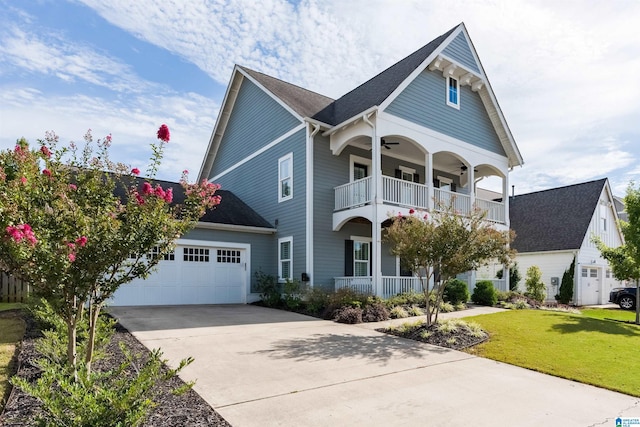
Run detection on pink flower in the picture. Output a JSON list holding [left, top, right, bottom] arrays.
[[131, 168, 140, 176], [182, 169, 189, 175], [105, 134, 112, 146], [409, 208, 415, 214], [154, 185, 166, 199], [157, 124, 170, 142], [20, 176, 27, 185], [76, 236, 87, 247], [164, 188, 173, 203], [141, 182, 153, 195], [423, 214, 429, 220], [6, 224, 37, 246], [68, 253, 76, 262], [42, 169, 51, 177], [69, 184, 77, 191], [40, 145, 51, 158], [67, 242, 75, 249], [135, 192, 145, 205]]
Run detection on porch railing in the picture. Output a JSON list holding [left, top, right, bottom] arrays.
[[334, 177, 372, 211], [334, 276, 373, 295], [381, 176, 429, 209], [475, 198, 506, 223], [433, 188, 471, 216], [381, 276, 423, 299]]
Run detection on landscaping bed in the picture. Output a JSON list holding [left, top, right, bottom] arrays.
[[0, 310, 231, 427], [379, 318, 489, 350]]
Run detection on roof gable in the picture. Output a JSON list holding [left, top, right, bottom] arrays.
[[510, 179, 608, 253]]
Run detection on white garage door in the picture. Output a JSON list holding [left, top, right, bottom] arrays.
[[110, 243, 247, 306]]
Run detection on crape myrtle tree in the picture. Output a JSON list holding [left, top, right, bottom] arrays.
[[384, 203, 514, 327], [0, 125, 221, 379], [594, 182, 640, 324]]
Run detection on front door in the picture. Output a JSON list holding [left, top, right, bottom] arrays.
[[581, 267, 600, 305], [353, 163, 369, 205]]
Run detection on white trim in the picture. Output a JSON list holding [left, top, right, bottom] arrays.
[[349, 154, 372, 181], [351, 236, 372, 277], [278, 236, 293, 281], [195, 221, 276, 234], [306, 123, 321, 286], [210, 124, 305, 182], [278, 152, 293, 202], [446, 75, 460, 109]]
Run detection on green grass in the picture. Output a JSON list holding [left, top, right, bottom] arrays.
[[0, 303, 24, 312], [0, 315, 26, 412], [580, 307, 637, 322], [465, 309, 640, 397]]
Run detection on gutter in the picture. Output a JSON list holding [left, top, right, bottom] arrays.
[[195, 221, 277, 235]]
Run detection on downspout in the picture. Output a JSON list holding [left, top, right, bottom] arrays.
[[362, 112, 382, 297], [306, 122, 321, 288]]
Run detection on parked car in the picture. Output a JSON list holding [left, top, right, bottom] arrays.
[[609, 287, 638, 310]]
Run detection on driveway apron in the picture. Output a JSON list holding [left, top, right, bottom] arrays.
[[109, 305, 640, 426]]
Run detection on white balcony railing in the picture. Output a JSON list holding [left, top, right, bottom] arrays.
[[433, 188, 471, 216], [334, 177, 372, 211], [381, 176, 429, 209], [475, 198, 506, 223], [381, 276, 423, 299]]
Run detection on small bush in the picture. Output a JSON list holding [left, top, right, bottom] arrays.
[[282, 279, 308, 310], [443, 279, 470, 305], [305, 287, 330, 315], [386, 291, 425, 308], [453, 302, 467, 312], [407, 305, 425, 316], [389, 306, 409, 319], [525, 266, 546, 304], [255, 270, 281, 307], [323, 287, 369, 319], [363, 302, 390, 322], [471, 280, 497, 306], [333, 306, 363, 324], [439, 301, 455, 313]]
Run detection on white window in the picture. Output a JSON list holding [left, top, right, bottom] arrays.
[[278, 237, 293, 281], [600, 205, 607, 232], [446, 75, 460, 109], [606, 269, 611, 279], [352, 237, 371, 277], [278, 153, 293, 202]]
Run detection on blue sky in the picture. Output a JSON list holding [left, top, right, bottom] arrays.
[[1, 0, 639, 196]]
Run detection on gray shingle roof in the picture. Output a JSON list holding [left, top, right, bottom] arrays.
[[115, 177, 273, 229], [509, 178, 607, 253], [238, 25, 458, 126]]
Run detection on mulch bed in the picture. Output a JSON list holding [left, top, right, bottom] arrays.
[[379, 321, 489, 350], [0, 310, 231, 426]]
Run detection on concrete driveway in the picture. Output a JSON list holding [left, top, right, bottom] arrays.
[[109, 305, 640, 426]]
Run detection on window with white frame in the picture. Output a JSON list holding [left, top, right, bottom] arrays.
[[353, 238, 371, 277], [600, 205, 607, 232], [278, 153, 293, 202], [446, 75, 460, 109], [278, 237, 293, 281]]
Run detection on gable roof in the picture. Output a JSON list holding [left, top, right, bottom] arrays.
[[312, 27, 457, 125], [115, 177, 273, 229], [509, 178, 608, 253]]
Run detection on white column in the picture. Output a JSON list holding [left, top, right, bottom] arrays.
[[369, 120, 383, 297], [468, 164, 475, 210], [426, 152, 434, 211], [503, 172, 510, 227]]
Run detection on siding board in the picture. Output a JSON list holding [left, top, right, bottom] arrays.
[[442, 32, 480, 73]]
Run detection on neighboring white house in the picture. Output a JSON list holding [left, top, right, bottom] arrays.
[[508, 178, 624, 305]]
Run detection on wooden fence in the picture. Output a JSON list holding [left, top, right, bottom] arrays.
[[0, 271, 30, 303]]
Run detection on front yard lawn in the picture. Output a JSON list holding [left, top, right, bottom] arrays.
[[0, 310, 26, 413], [465, 309, 640, 397], [581, 307, 637, 322]]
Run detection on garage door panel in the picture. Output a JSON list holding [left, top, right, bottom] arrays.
[[110, 244, 246, 306]]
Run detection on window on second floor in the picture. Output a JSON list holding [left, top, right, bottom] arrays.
[[446, 75, 460, 109], [278, 153, 293, 202], [600, 205, 607, 232]]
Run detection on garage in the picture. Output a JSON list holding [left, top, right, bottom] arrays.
[[110, 240, 249, 306]]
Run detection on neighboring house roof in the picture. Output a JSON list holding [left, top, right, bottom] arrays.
[[613, 196, 628, 222], [115, 177, 273, 229], [510, 178, 608, 253]]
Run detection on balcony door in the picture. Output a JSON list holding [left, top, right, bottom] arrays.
[[350, 155, 371, 206], [396, 166, 417, 206]]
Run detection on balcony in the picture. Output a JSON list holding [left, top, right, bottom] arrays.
[[334, 176, 505, 224]]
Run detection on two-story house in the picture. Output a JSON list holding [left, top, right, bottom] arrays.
[[194, 22, 523, 301]]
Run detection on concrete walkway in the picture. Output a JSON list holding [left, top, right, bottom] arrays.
[[109, 305, 640, 426]]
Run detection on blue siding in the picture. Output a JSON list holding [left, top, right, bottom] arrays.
[[185, 228, 274, 293], [209, 78, 301, 178], [442, 32, 480, 73], [214, 129, 307, 282], [385, 69, 505, 156], [311, 141, 402, 285]]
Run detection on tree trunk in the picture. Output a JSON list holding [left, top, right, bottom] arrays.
[[85, 301, 102, 377], [636, 279, 639, 325], [422, 276, 431, 327], [66, 317, 78, 382]]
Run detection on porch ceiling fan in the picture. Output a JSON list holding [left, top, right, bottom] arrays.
[[381, 138, 400, 150], [450, 163, 478, 175]]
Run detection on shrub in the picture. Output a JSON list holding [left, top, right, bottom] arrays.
[[525, 266, 546, 304], [454, 302, 467, 311], [362, 302, 390, 322], [439, 301, 455, 313], [255, 270, 281, 307], [333, 306, 363, 324], [282, 279, 308, 310], [443, 279, 469, 305], [305, 287, 330, 315], [322, 287, 369, 319], [389, 306, 409, 319], [385, 291, 425, 308], [471, 280, 497, 306], [407, 305, 425, 316], [556, 257, 575, 304], [497, 263, 522, 291]]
